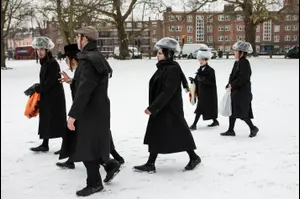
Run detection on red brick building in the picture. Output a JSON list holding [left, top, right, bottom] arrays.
[[162, 4, 299, 53]]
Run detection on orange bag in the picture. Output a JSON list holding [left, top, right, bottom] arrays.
[[24, 92, 40, 119]]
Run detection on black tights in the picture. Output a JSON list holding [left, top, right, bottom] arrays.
[[41, 139, 49, 147], [146, 150, 198, 166], [192, 113, 218, 126], [228, 116, 255, 131]]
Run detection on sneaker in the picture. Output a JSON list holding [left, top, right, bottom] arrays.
[[220, 130, 236, 136], [185, 156, 201, 171], [133, 164, 156, 173]]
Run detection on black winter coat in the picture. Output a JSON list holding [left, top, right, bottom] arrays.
[[194, 64, 218, 120], [227, 56, 254, 119], [36, 57, 66, 139], [144, 60, 196, 154], [67, 42, 111, 162]]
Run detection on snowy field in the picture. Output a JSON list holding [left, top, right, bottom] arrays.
[[1, 57, 299, 199]]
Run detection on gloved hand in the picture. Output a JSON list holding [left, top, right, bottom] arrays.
[[24, 83, 40, 96], [188, 77, 195, 84]]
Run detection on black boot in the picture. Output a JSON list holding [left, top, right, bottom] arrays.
[[208, 120, 219, 127], [56, 161, 75, 169], [76, 182, 103, 197], [185, 156, 201, 171], [133, 163, 156, 173], [189, 124, 197, 131], [111, 150, 125, 164], [103, 159, 121, 183], [30, 145, 49, 152], [249, 126, 259, 138], [220, 130, 236, 136]]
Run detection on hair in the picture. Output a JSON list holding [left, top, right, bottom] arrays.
[[80, 34, 97, 43], [238, 51, 248, 58], [66, 54, 79, 71], [161, 48, 175, 60], [41, 49, 53, 62]]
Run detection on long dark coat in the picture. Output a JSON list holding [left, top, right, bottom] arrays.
[[227, 56, 254, 119], [36, 57, 66, 139], [67, 42, 111, 163], [194, 64, 218, 120], [144, 60, 196, 154]]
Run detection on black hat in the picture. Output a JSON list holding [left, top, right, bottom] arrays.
[[62, 44, 80, 58]]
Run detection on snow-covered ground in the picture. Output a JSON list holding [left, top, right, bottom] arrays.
[[1, 57, 299, 199]]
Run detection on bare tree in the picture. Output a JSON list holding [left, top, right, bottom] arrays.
[[1, 0, 31, 69], [223, 0, 299, 56]]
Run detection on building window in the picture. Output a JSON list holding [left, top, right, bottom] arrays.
[[256, 35, 260, 42], [284, 35, 291, 41], [236, 25, 243, 31], [187, 26, 193, 32], [237, 15, 243, 21], [218, 15, 224, 21], [274, 35, 280, 42], [207, 25, 213, 33], [176, 15, 182, 21], [218, 36, 224, 41], [137, 22, 143, 28], [126, 22, 132, 28], [207, 36, 213, 43], [285, 15, 291, 21], [218, 26, 224, 31], [292, 15, 298, 21], [292, 35, 298, 41], [176, 36, 182, 42], [196, 16, 205, 41], [236, 35, 245, 41], [217, 46, 224, 51], [225, 25, 231, 31], [169, 15, 175, 21], [292, 25, 298, 31], [152, 38, 157, 43], [176, 26, 182, 32], [224, 15, 231, 21], [225, 45, 231, 52], [263, 20, 272, 41], [256, 45, 260, 53], [187, 15, 193, 23], [256, 26, 260, 32], [284, 45, 290, 51], [285, 25, 291, 31], [207, 15, 213, 23], [274, 25, 280, 32], [152, 30, 156, 35], [225, 36, 230, 41], [187, 36, 193, 43], [169, 26, 175, 32]]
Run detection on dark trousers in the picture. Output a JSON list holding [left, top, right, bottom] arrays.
[[83, 160, 102, 187]]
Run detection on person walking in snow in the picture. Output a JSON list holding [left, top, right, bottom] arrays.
[[56, 44, 124, 171], [28, 37, 66, 153], [221, 41, 259, 138], [133, 37, 201, 173], [189, 47, 219, 130], [65, 26, 121, 197]]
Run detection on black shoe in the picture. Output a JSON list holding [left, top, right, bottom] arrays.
[[56, 161, 75, 169], [103, 159, 121, 183], [249, 126, 259, 138], [220, 130, 236, 136], [185, 156, 201, 171], [133, 164, 156, 173], [30, 145, 49, 152], [189, 125, 197, 131], [76, 184, 104, 197], [54, 150, 60, 155], [208, 121, 219, 127], [115, 156, 125, 165]]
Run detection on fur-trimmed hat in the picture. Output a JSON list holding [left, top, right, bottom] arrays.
[[31, 37, 55, 50]]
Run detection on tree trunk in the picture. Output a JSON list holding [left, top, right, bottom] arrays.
[[1, 34, 6, 68], [244, 20, 257, 56], [116, 22, 129, 60]]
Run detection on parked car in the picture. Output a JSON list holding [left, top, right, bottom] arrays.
[[286, 45, 299, 59]]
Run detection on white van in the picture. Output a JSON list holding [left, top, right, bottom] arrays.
[[182, 43, 209, 59], [114, 46, 141, 59]]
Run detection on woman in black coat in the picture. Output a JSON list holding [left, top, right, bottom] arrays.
[[221, 41, 259, 138], [29, 37, 66, 152], [133, 38, 201, 173], [189, 48, 219, 130]]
